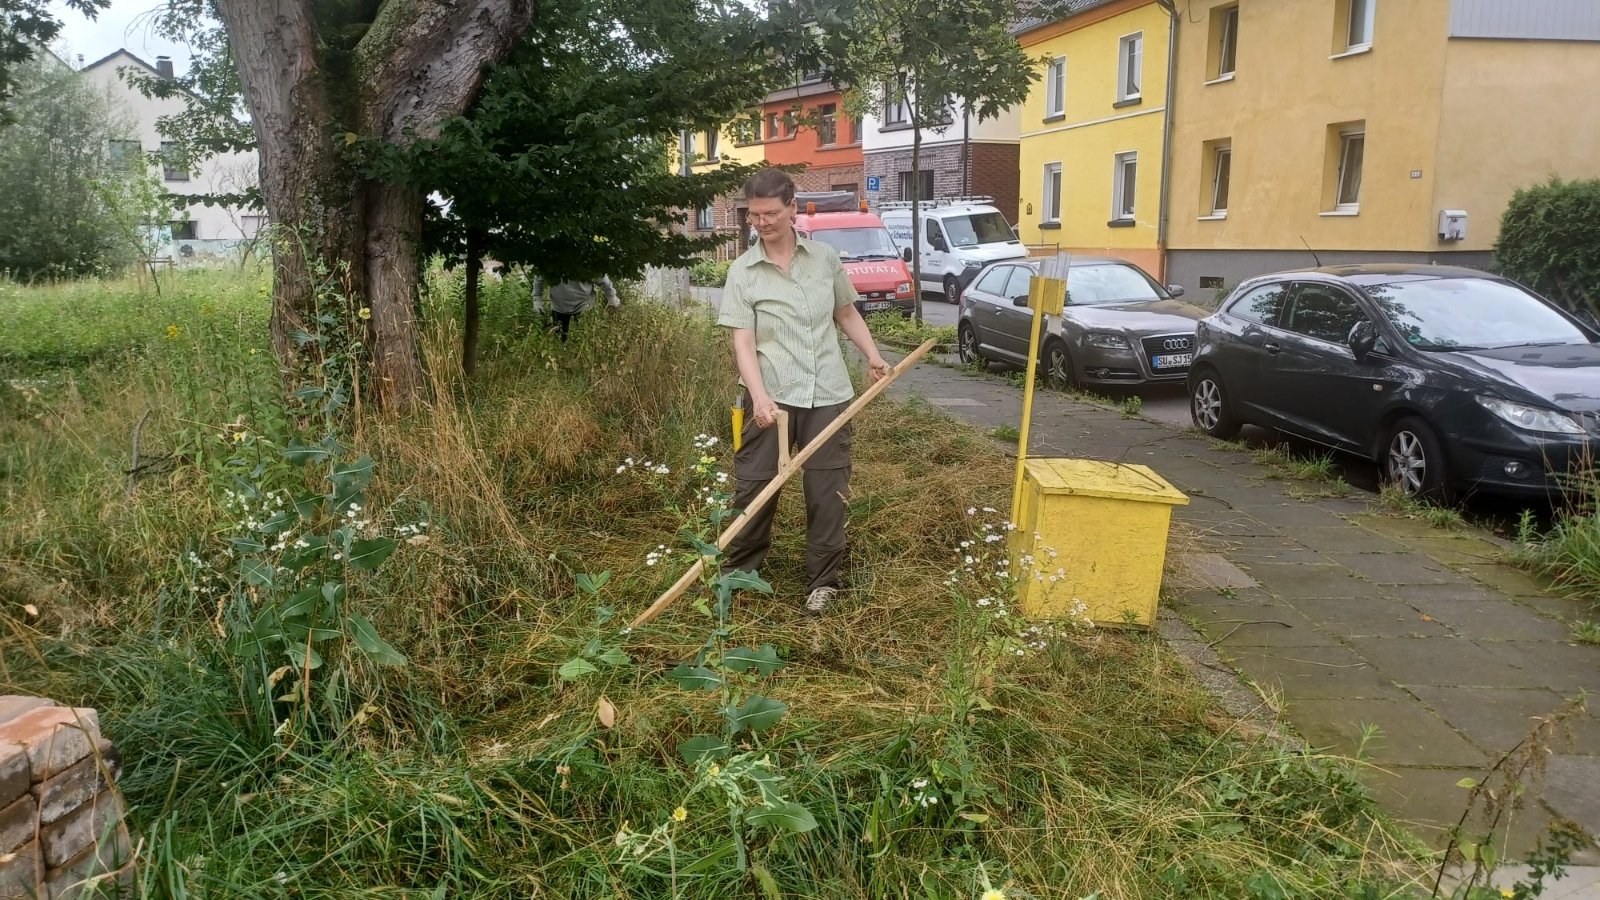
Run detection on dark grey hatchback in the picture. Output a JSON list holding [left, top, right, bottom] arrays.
[[1190, 265, 1600, 500]]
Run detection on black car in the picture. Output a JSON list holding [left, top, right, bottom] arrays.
[[1190, 265, 1600, 499]]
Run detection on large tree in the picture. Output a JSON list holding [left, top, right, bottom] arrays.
[[809, 0, 1038, 322]]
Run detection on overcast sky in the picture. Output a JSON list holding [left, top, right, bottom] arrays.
[[50, 0, 191, 72]]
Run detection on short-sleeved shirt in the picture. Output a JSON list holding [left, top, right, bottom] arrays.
[[717, 231, 858, 408]]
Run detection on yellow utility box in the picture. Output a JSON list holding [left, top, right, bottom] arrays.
[[1011, 458, 1189, 627]]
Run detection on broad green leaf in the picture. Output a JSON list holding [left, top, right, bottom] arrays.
[[259, 509, 297, 535], [729, 695, 786, 734], [322, 581, 346, 608], [593, 605, 615, 625], [574, 571, 611, 597], [559, 657, 599, 681], [332, 455, 374, 496], [677, 735, 729, 765], [280, 586, 320, 619], [683, 532, 721, 559], [240, 558, 275, 588], [279, 535, 328, 572], [291, 385, 326, 402], [721, 644, 783, 676], [283, 439, 330, 465], [957, 812, 990, 824], [1455, 777, 1478, 789], [745, 801, 818, 833], [666, 664, 721, 691], [716, 568, 773, 595], [283, 623, 343, 642], [292, 491, 322, 521], [284, 642, 324, 670], [347, 537, 398, 571], [229, 536, 267, 554], [349, 613, 407, 666], [745, 767, 784, 805], [751, 864, 781, 900], [597, 647, 631, 667]]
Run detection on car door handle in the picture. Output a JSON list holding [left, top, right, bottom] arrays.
[[1264, 342, 1281, 355]]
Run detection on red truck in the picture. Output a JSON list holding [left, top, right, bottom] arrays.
[[792, 191, 916, 318]]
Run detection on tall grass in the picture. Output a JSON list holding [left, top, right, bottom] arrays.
[[1, 270, 1423, 897]]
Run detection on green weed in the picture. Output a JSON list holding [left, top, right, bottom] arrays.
[[989, 424, 1020, 443], [864, 311, 956, 350]]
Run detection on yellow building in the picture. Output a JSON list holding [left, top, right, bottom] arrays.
[[1015, 0, 1174, 278], [1166, 0, 1600, 294], [671, 123, 766, 259]]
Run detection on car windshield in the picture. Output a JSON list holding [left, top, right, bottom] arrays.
[[941, 213, 1015, 247], [1064, 264, 1169, 305], [1363, 278, 1591, 350], [809, 227, 900, 260]]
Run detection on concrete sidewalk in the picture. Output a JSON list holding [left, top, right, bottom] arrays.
[[883, 356, 1600, 881]]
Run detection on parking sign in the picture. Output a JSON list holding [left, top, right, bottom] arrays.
[[865, 176, 881, 192]]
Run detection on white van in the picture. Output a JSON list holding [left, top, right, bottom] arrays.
[[880, 197, 1029, 304]]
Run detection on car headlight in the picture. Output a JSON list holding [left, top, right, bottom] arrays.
[[963, 260, 983, 268], [1476, 396, 1584, 434], [1084, 333, 1130, 350], [897, 282, 912, 295]]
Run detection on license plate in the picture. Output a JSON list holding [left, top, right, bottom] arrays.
[[1151, 353, 1193, 369], [862, 301, 892, 311]]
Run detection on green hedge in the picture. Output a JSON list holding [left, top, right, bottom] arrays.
[[689, 258, 731, 287], [1496, 177, 1600, 323]]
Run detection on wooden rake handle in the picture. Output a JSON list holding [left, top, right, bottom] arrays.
[[631, 339, 937, 627]]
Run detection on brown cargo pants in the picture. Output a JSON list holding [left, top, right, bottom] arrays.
[[722, 395, 852, 594]]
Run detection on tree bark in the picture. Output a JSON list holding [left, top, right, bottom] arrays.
[[216, 0, 536, 408], [463, 229, 482, 379]]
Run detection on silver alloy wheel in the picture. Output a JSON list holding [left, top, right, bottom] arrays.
[[1193, 379, 1223, 431], [1387, 430, 1427, 496], [1046, 343, 1071, 388], [958, 325, 978, 364]]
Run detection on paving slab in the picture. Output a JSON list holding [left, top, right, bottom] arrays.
[[1221, 644, 1409, 701], [1478, 641, 1600, 694], [1402, 685, 1579, 756], [1289, 595, 1455, 640], [1179, 603, 1337, 649], [1239, 562, 1371, 599], [1179, 553, 1260, 590], [1289, 698, 1485, 766], [1364, 766, 1582, 862], [1323, 551, 1473, 586], [1345, 635, 1543, 689], [1544, 756, 1600, 844], [1281, 524, 1411, 554], [1413, 597, 1578, 643]]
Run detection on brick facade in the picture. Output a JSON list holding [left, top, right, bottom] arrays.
[[690, 161, 868, 261], [864, 142, 1021, 224]]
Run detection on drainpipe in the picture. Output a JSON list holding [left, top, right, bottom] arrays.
[[961, 101, 972, 195], [1155, 0, 1178, 283]]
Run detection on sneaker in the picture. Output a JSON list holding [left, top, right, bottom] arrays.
[[804, 585, 836, 616]]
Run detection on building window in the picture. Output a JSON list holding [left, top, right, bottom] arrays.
[[1335, 129, 1365, 211], [108, 139, 142, 166], [1042, 162, 1062, 223], [703, 130, 719, 161], [160, 142, 189, 182], [1346, 0, 1376, 50], [1210, 5, 1238, 79], [885, 94, 911, 126], [696, 205, 715, 231], [1045, 56, 1066, 118], [766, 112, 780, 140], [818, 103, 838, 145], [783, 111, 797, 136], [846, 115, 859, 144], [1117, 33, 1142, 103], [899, 169, 934, 202], [1208, 142, 1232, 216], [1112, 151, 1137, 221], [169, 220, 197, 240], [832, 183, 858, 195]]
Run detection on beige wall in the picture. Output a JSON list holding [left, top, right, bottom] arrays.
[[1168, 0, 1453, 253], [1432, 37, 1600, 252]]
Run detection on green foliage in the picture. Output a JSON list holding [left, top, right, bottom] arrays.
[[689, 258, 731, 287], [0, 53, 144, 278], [1496, 177, 1600, 324], [0, 0, 109, 124], [1514, 471, 1600, 607], [864, 311, 956, 349]]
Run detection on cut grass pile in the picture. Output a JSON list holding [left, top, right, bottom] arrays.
[[0, 269, 1425, 898]]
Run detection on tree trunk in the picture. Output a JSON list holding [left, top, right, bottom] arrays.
[[216, 0, 536, 409], [463, 229, 482, 378]]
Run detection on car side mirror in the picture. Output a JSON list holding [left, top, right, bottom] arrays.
[[1166, 284, 1185, 298], [1349, 321, 1378, 360], [901, 247, 912, 263], [1012, 294, 1030, 307]]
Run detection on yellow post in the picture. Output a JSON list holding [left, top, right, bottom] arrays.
[[1009, 255, 1069, 517]]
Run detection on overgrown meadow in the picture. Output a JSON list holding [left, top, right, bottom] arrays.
[[2, 266, 1428, 898]]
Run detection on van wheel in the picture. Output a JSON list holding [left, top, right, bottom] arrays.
[[944, 275, 962, 304]]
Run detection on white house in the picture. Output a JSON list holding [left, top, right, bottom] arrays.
[[861, 94, 1021, 223], [80, 50, 263, 260]]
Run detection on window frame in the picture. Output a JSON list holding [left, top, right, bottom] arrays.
[[974, 265, 1012, 297], [1224, 282, 1289, 328], [704, 130, 719, 161], [696, 205, 716, 231], [160, 141, 189, 182], [1117, 32, 1143, 103], [1346, 0, 1376, 51], [1003, 266, 1035, 303], [1215, 5, 1238, 78], [1282, 282, 1372, 346], [1111, 151, 1138, 222], [817, 103, 838, 146], [899, 169, 934, 203], [1042, 162, 1063, 224], [766, 112, 781, 140], [1045, 56, 1066, 118], [884, 94, 911, 127], [169, 219, 198, 241], [1335, 130, 1365, 212], [1210, 144, 1232, 216]]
